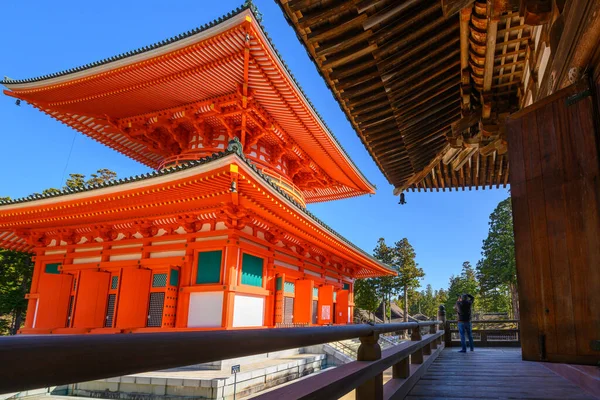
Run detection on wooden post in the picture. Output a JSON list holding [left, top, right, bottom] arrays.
[[439, 305, 450, 347], [392, 357, 410, 379], [410, 327, 423, 364], [430, 323, 438, 350], [356, 332, 383, 400]]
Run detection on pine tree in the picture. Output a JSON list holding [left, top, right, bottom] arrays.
[[445, 261, 479, 319], [372, 238, 397, 323], [395, 238, 424, 322], [476, 198, 518, 318]]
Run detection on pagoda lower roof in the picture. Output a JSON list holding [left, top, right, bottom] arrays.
[[2, 4, 374, 203], [0, 142, 393, 279]]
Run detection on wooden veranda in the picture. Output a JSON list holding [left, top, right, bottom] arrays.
[[0, 311, 597, 399], [277, 0, 600, 368]]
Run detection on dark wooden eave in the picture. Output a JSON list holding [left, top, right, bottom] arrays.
[[277, 0, 515, 193]]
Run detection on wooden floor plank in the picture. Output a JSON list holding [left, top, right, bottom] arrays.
[[405, 348, 596, 400]]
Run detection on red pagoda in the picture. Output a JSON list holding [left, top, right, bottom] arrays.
[[0, 4, 394, 334]]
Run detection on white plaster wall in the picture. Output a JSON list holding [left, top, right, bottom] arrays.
[[232, 295, 264, 328], [188, 292, 224, 328], [109, 253, 142, 261], [149, 250, 186, 258], [72, 256, 102, 264]]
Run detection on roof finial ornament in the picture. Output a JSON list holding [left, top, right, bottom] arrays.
[[244, 0, 262, 22], [227, 137, 244, 157]]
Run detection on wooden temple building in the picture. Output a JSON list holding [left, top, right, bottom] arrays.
[[0, 5, 395, 335], [278, 0, 600, 365]]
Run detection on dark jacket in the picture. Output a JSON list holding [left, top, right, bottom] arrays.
[[455, 294, 474, 322]]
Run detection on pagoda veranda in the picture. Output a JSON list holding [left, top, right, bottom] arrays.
[[0, 5, 394, 334]]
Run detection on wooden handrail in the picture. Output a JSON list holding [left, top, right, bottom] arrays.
[[255, 331, 444, 400], [0, 322, 440, 394], [444, 319, 521, 347]]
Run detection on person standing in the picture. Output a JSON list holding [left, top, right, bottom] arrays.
[[454, 293, 475, 353]]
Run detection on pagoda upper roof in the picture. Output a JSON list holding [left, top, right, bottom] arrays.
[[0, 140, 393, 279], [2, 4, 374, 203]]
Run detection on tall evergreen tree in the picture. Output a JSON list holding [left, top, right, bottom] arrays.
[[476, 198, 518, 318], [395, 238, 424, 322], [0, 251, 33, 335], [354, 278, 379, 321], [445, 261, 479, 319], [372, 238, 397, 323]]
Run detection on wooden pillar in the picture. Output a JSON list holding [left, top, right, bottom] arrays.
[[24, 256, 43, 329], [506, 79, 600, 365], [430, 324, 438, 350], [411, 327, 423, 364], [356, 332, 382, 400], [392, 357, 410, 379], [222, 237, 240, 329]]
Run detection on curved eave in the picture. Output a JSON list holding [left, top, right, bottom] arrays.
[[2, 6, 374, 199], [0, 149, 392, 277]]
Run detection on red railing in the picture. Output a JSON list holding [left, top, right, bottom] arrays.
[[259, 168, 306, 207]]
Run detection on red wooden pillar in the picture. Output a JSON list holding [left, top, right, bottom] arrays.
[[24, 257, 44, 329], [222, 238, 240, 329]]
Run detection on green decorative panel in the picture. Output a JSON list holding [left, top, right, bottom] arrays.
[[343, 283, 350, 290], [276, 277, 283, 291], [170, 269, 179, 286], [284, 281, 295, 294], [313, 287, 319, 298], [111, 276, 119, 290], [241, 254, 263, 287], [196, 251, 222, 284], [152, 273, 167, 288], [45, 263, 61, 274]]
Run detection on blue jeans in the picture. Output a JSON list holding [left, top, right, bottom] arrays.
[[458, 322, 474, 351]]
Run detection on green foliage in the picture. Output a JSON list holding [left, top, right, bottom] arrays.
[[476, 197, 517, 317], [64, 173, 86, 190], [445, 261, 479, 319], [87, 169, 117, 186], [372, 238, 398, 323], [0, 250, 33, 335], [354, 278, 379, 319], [409, 285, 448, 319], [0, 168, 117, 335], [64, 169, 117, 190], [395, 238, 424, 321]]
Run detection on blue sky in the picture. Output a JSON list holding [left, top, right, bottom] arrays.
[[0, 0, 509, 291]]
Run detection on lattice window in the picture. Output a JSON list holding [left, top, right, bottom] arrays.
[[111, 276, 119, 290], [105, 294, 116, 328], [152, 273, 167, 288], [73, 278, 77, 291], [312, 300, 318, 324], [284, 296, 294, 325], [147, 292, 165, 327]]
